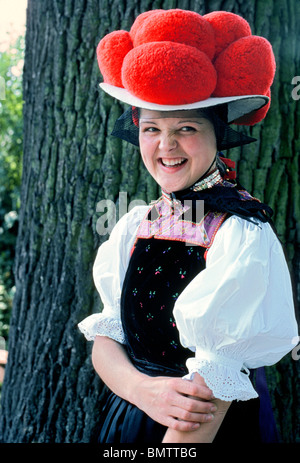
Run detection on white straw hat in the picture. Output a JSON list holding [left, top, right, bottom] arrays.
[[100, 82, 269, 124]]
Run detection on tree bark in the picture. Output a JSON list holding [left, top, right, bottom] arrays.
[[0, 0, 299, 443]]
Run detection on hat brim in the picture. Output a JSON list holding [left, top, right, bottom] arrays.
[[100, 83, 269, 123]]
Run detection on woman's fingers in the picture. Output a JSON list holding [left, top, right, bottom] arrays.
[[135, 374, 216, 429], [174, 393, 217, 416], [162, 406, 215, 432], [168, 375, 214, 402]]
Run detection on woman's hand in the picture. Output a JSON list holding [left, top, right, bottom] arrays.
[[161, 373, 231, 443], [133, 372, 216, 432]]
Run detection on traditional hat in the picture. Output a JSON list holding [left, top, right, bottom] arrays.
[[97, 9, 276, 148]]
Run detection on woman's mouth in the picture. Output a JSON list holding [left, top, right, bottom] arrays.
[[160, 157, 187, 168]]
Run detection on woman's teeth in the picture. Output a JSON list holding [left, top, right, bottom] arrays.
[[161, 158, 186, 167]]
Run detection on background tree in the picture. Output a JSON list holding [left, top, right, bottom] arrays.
[[0, 0, 299, 443]]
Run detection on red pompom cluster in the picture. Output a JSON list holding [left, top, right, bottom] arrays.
[[96, 9, 276, 125]]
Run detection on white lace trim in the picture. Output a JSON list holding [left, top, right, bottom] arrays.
[[78, 313, 125, 344], [184, 356, 258, 402]]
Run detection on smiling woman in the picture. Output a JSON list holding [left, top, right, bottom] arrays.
[[78, 8, 298, 444]]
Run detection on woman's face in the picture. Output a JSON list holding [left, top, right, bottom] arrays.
[[139, 109, 217, 193]]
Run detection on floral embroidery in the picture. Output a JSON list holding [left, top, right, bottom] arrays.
[[170, 317, 176, 327], [170, 340, 178, 349], [163, 246, 171, 254], [179, 269, 186, 279], [196, 251, 202, 261]]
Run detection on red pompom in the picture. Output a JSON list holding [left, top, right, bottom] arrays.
[[234, 89, 271, 125], [96, 30, 133, 87], [131, 9, 215, 60], [213, 36, 276, 97], [204, 11, 251, 58], [130, 10, 163, 41], [122, 42, 217, 105]]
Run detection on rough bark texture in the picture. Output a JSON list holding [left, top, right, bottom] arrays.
[[0, 0, 299, 443]]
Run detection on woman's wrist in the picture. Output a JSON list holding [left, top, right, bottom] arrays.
[[126, 371, 150, 407]]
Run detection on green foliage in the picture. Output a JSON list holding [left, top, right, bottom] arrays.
[[0, 36, 24, 344]]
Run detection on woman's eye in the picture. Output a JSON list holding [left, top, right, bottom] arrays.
[[143, 127, 158, 133], [180, 126, 196, 132]]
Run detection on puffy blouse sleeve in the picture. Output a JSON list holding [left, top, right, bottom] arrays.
[[78, 205, 149, 344], [173, 216, 299, 401]]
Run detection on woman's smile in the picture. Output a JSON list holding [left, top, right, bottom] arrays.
[[160, 157, 188, 168], [139, 109, 217, 193]]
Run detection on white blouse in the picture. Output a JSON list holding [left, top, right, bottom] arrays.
[[78, 205, 299, 401]]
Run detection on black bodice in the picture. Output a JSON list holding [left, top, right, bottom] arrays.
[[120, 237, 206, 374]]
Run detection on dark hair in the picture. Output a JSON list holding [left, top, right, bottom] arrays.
[[194, 107, 227, 151]]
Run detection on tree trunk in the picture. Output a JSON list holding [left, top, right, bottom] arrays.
[[0, 0, 299, 443]]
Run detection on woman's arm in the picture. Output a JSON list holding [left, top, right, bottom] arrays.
[[92, 335, 217, 432]]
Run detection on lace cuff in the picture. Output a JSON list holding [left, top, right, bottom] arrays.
[[183, 350, 258, 401], [78, 313, 125, 344]]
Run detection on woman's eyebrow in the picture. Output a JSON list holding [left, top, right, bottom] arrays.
[[178, 120, 204, 124], [139, 120, 158, 125], [139, 119, 204, 124]]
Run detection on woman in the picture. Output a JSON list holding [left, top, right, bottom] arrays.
[[78, 9, 298, 443]]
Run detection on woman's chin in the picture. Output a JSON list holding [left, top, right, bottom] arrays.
[[159, 180, 192, 193]]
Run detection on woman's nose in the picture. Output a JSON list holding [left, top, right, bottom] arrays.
[[158, 132, 178, 151]]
